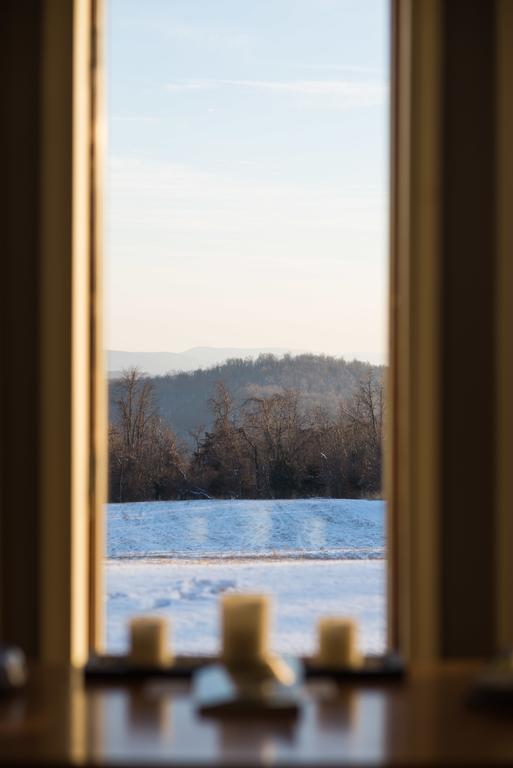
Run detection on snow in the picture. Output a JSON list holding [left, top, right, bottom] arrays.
[[107, 498, 384, 560], [105, 499, 386, 656], [106, 559, 385, 655]]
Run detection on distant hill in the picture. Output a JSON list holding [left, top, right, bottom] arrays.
[[109, 353, 383, 444], [107, 346, 307, 377]]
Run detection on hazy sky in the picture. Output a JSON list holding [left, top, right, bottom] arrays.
[[106, 0, 389, 363]]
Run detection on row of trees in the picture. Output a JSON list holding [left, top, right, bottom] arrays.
[[108, 368, 384, 502], [140, 353, 380, 442]]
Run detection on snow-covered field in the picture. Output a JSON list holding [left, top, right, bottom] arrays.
[[106, 499, 386, 655]]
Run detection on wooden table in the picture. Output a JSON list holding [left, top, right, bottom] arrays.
[[1, 663, 512, 766]]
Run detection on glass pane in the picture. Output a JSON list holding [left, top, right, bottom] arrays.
[[105, 0, 389, 657]]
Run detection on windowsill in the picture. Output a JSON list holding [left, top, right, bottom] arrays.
[[0, 662, 508, 767], [85, 652, 404, 682]]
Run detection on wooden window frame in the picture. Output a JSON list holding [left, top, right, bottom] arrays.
[[45, 0, 427, 665], [387, 0, 442, 662], [30, 0, 513, 666], [37, 0, 106, 665]]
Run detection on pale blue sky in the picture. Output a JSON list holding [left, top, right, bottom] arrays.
[[106, 0, 389, 363]]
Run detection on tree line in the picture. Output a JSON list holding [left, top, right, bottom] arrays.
[[127, 353, 382, 443], [108, 367, 384, 503]]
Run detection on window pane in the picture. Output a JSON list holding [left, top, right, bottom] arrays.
[[105, 0, 389, 657]]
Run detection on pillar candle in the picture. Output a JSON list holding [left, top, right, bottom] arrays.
[[129, 616, 171, 666], [317, 617, 362, 668], [221, 594, 269, 666]]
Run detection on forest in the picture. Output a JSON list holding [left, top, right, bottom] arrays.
[[108, 355, 384, 503], [111, 353, 383, 442]]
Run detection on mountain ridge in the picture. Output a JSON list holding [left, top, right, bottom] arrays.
[[107, 346, 308, 377]]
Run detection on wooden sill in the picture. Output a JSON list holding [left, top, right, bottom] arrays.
[[0, 662, 511, 767], [84, 652, 404, 682]]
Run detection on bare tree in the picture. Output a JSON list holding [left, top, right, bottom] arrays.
[[109, 367, 187, 501], [109, 369, 385, 502]]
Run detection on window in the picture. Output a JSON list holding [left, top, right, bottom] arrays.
[[0, 0, 448, 669], [4, 0, 511, 673], [103, 0, 390, 659]]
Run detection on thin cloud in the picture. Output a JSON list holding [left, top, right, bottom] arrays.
[[165, 82, 207, 93], [108, 156, 387, 242], [165, 78, 387, 108], [165, 22, 250, 50]]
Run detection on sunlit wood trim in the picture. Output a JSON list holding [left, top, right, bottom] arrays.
[[386, 0, 404, 654], [495, 0, 513, 649], [39, 0, 93, 667], [390, 0, 442, 663], [89, 0, 107, 655]]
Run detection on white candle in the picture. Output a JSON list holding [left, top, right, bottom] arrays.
[[221, 594, 270, 667], [129, 616, 171, 666], [317, 618, 362, 668]]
